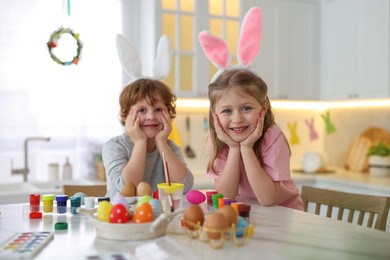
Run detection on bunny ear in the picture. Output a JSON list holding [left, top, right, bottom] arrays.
[[116, 34, 143, 81], [153, 35, 172, 80], [237, 7, 262, 66], [198, 31, 230, 69]]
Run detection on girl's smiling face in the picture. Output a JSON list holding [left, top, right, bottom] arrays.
[[132, 99, 166, 138], [214, 87, 263, 143]]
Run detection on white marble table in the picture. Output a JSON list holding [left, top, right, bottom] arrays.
[[0, 201, 390, 259]]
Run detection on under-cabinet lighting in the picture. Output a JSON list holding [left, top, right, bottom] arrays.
[[176, 98, 390, 113]]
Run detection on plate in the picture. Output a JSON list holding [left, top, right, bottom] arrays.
[[301, 152, 322, 173]]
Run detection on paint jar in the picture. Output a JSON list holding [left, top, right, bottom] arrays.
[[29, 194, 40, 212], [70, 196, 81, 214], [206, 191, 218, 205], [212, 193, 223, 209], [157, 183, 184, 213], [42, 194, 55, 213], [84, 197, 95, 209], [97, 197, 110, 204], [55, 195, 68, 214], [237, 203, 251, 224]]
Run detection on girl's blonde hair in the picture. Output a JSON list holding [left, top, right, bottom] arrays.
[[206, 69, 275, 174], [119, 79, 177, 126]]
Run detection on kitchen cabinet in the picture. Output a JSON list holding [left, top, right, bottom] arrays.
[[252, 0, 320, 100], [321, 0, 390, 100]]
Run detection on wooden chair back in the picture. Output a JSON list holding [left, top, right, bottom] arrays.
[[63, 184, 107, 197], [301, 185, 390, 231]]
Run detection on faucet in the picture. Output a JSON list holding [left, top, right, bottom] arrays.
[[11, 137, 51, 182]]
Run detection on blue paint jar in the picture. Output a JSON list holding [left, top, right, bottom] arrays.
[[70, 196, 81, 214], [55, 195, 68, 214]]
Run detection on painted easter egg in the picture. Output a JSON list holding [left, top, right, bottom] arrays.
[[148, 198, 162, 219], [97, 201, 113, 222], [186, 190, 206, 205], [112, 192, 129, 211], [135, 195, 152, 208], [109, 204, 130, 224], [132, 202, 153, 223], [235, 216, 249, 237]]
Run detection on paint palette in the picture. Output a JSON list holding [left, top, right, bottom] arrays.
[[0, 231, 54, 259]]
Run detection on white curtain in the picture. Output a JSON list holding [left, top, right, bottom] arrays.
[[0, 0, 124, 182]]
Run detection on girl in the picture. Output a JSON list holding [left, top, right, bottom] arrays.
[[102, 79, 194, 198], [206, 69, 303, 210]]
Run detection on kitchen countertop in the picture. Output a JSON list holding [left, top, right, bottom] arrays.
[[1, 199, 390, 259], [194, 167, 390, 194]]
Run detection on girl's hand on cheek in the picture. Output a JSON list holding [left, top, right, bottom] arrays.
[[125, 109, 146, 143], [213, 113, 238, 148], [155, 108, 171, 143], [241, 109, 265, 147]]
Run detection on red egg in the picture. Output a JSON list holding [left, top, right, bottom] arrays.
[[186, 190, 206, 205], [132, 202, 153, 223], [109, 204, 130, 224]]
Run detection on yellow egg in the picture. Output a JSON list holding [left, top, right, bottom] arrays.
[[184, 205, 204, 230], [97, 201, 113, 222], [218, 205, 238, 227], [204, 212, 229, 239], [121, 182, 136, 197], [136, 181, 152, 196]]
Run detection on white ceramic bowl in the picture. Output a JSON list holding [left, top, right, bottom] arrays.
[[77, 207, 182, 240]]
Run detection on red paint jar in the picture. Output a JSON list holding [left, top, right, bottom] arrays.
[[29, 194, 40, 212]]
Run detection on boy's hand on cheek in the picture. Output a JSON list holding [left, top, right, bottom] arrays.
[[125, 109, 146, 143], [155, 108, 171, 143]]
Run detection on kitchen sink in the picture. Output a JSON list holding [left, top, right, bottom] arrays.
[[0, 182, 62, 204]]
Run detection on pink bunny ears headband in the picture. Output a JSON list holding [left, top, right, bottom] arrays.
[[116, 34, 172, 84], [198, 7, 262, 83]]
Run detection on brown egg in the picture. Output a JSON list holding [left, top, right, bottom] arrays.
[[184, 205, 204, 230], [136, 181, 152, 196], [121, 182, 136, 197], [218, 205, 238, 227], [204, 212, 229, 239]]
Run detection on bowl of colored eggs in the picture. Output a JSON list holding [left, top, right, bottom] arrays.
[[77, 182, 183, 240]]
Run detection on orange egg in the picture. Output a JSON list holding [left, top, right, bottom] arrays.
[[136, 181, 152, 196], [204, 212, 229, 239], [184, 205, 204, 230], [218, 205, 238, 227], [121, 182, 136, 197], [132, 202, 153, 223]]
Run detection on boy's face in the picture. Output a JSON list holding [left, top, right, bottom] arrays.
[[132, 98, 167, 138], [214, 87, 263, 143]]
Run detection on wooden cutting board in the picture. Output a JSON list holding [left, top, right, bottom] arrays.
[[360, 127, 390, 144], [345, 136, 372, 172]]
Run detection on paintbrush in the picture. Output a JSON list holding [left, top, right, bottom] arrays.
[[162, 152, 175, 212]]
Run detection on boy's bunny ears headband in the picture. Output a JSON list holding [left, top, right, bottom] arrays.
[[198, 7, 262, 83], [116, 34, 172, 84]]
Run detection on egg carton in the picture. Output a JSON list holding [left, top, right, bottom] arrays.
[[78, 207, 183, 240], [181, 218, 254, 249]]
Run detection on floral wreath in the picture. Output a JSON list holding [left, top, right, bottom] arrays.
[[47, 27, 83, 66]]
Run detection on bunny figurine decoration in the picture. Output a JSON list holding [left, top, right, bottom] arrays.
[[198, 7, 262, 82], [116, 34, 172, 83]]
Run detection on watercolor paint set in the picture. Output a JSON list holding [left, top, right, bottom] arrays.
[[0, 231, 54, 259]]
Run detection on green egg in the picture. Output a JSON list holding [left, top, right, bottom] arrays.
[[135, 195, 152, 208]]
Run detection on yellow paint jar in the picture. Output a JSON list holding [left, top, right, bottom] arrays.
[[42, 194, 55, 213]]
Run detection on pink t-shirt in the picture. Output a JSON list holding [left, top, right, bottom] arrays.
[[206, 124, 304, 211]]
